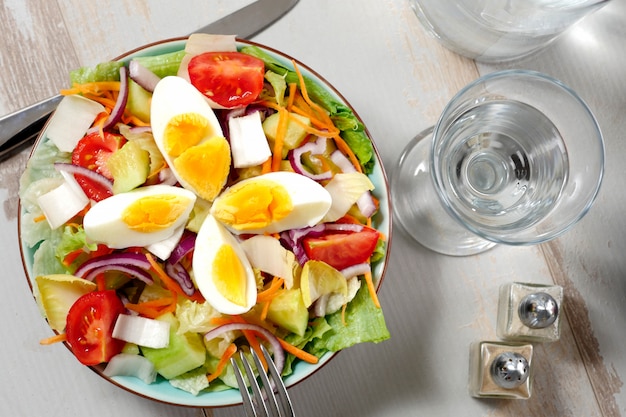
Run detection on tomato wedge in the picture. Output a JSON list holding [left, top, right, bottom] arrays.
[[303, 226, 380, 271], [187, 51, 265, 108], [71, 131, 124, 201], [65, 290, 126, 366]]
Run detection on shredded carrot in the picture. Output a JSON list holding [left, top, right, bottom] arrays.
[[341, 303, 348, 326], [83, 94, 117, 109], [291, 61, 340, 136], [122, 113, 151, 127], [261, 99, 337, 138], [40, 333, 67, 345], [60, 81, 121, 96], [126, 293, 177, 318], [145, 252, 204, 302], [207, 343, 238, 383], [32, 214, 47, 223], [333, 135, 362, 173], [256, 277, 284, 303], [277, 337, 318, 364], [271, 108, 289, 172], [363, 271, 381, 309], [261, 156, 272, 174], [286, 82, 297, 111]]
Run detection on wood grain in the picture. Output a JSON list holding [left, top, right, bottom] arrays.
[[0, 1, 78, 113]]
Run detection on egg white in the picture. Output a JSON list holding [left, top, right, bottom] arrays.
[[211, 171, 332, 235], [192, 214, 257, 315], [83, 184, 196, 249], [150, 76, 226, 199]]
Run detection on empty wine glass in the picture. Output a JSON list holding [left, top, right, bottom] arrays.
[[392, 70, 604, 256]]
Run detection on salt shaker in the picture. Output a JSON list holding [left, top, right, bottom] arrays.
[[497, 282, 563, 342], [469, 341, 533, 399]]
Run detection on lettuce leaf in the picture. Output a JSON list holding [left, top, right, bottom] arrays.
[[309, 283, 390, 353], [240, 45, 376, 174]]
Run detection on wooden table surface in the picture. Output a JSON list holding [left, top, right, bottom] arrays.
[[1, 1, 624, 416]]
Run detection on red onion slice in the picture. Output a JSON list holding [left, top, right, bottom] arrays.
[[83, 264, 154, 285], [168, 232, 196, 265], [289, 137, 333, 181], [74, 252, 151, 278], [128, 60, 161, 92], [101, 66, 129, 131], [54, 162, 113, 196], [340, 263, 371, 279], [204, 323, 285, 376], [164, 261, 195, 296]]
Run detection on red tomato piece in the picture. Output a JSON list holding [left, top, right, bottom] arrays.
[[303, 226, 380, 271], [71, 131, 124, 201], [187, 51, 265, 108], [65, 290, 126, 366]]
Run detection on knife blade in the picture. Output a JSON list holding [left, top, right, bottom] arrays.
[[0, 0, 298, 160]]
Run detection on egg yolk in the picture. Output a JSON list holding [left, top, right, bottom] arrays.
[[121, 194, 191, 232], [212, 244, 247, 306], [212, 179, 293, 231], [163, 112, 215, 157], [173, 137, 231, 201]]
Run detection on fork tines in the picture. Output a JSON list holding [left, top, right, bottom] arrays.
[[231, 345, 295, 417]]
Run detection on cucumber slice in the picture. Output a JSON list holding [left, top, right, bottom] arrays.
[[141, 313, 206, 380], [107, 140, 150, 194]]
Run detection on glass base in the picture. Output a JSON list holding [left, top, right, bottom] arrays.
[[391, 127, 496, 256]]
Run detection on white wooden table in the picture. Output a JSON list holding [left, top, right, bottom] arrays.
[[1, 1, 624, 416]]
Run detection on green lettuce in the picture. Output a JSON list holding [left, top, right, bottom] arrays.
[[240, 45, 376, 174]]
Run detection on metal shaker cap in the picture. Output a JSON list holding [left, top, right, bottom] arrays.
[[518, 292, 558, 329], [490, 351, 529, 389]]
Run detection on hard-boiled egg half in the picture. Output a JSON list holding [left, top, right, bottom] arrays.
[[192, 214, 256, 315], [84, 184, 196, 249], [210, 171, 332, 235], [151, 76, 230, 202]]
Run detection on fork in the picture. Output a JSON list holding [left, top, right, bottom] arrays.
[[231, 345, 295, 417]]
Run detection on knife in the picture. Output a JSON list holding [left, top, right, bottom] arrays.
[[0, 0, 298, 160]]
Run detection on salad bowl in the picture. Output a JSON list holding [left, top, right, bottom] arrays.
[[18, 37, 392, 408]]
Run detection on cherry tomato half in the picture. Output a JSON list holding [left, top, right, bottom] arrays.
[[187, 51, 265, 108], [303, 226, 381, 271], [71, 131, 124, 201], [65, 290, 126, 366]]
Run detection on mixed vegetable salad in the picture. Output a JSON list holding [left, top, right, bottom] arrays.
[[19, 34, 389, 397]]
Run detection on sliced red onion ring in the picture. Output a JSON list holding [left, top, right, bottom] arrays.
[[54, 162, 113, 196], [204, 323, 285, 376], [340, 263, 371, 279], [101, 66, 129, 131], [168, 232, 196, 265], [83, 264, 154, 285], [280, 224, 326, 265], [164, 261, 195, 296], [128, 60, 161, 92], [74, 252, 151, 279], [289, 136, 333, 181]]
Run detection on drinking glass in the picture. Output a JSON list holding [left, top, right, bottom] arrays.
[[392, 70, 604, 256], [410, 0, 610, 63]]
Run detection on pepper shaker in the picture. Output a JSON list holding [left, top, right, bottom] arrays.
[[497, 282, 563, 342], [469, 341, 533, 399]]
